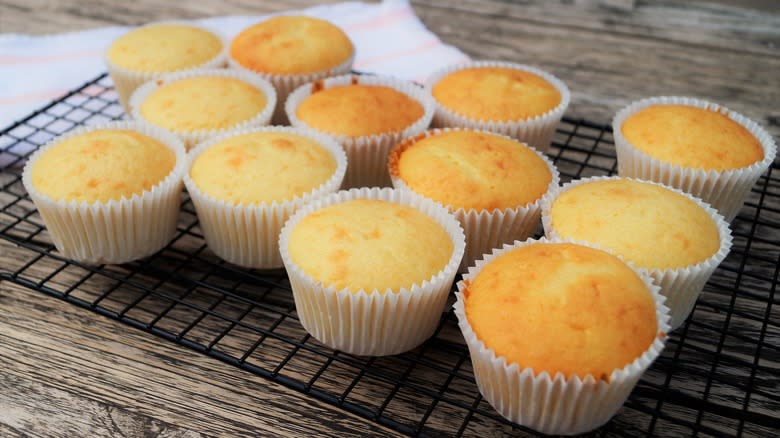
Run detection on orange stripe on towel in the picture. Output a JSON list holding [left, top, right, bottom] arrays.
[[343, 6, 414, 33]]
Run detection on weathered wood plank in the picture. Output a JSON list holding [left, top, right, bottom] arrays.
[[0, 422, 27, 438], [412, 1, 780, 138], [0, 280, 400, 437], [0, 373, 207, 438], [416, 0, 780, 56]]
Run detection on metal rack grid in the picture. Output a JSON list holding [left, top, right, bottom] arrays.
[[0, 73, 778, 437]]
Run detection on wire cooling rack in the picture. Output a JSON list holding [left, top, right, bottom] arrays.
[[0, 73, 778, 437]]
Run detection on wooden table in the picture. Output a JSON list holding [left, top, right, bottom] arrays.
[[0, 1, 778, 436]]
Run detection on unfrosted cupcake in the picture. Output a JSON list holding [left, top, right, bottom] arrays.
[[184, 126, 347, 269], [455, 239, 669, 435], [542, 176, 732, 330], [286, 74, 435, 188], [389, 128, 559, 270], [613, 97, 776, 221], [425, 61, 570, 152], [279, 187, 465, 356], [130, 69, 276, 149], [22, 122, 186, 264], [106, 22, 227, 113], [229, 15, 354, 123]]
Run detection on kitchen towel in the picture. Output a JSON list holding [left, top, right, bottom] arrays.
[[0, 0, 469, 130]]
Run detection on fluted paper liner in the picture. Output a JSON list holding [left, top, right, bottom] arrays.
[[278, 187, 466, 356], [541, 176, 732, 331], [21, 121, 187, 265], [454, 237, 670, 435], [389, 127, 560, 272], [228, 51, 355, 125], [130, 68, 277, 150], [286, 75, 435, 189], [424, 61, 571, 153], [612, 96, 777, 221], [105, 21, 228, 115], [184, 126, 347, 269]]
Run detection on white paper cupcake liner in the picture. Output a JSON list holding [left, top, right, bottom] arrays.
[[21, 121, 187, 265], [105, 21, 228, 115], [424, 61, 571, 154], [183, 126, 347, 269], [129, 68, 277, 150], [286, 74, 435, 189], [612, 96, 777, 222], [388, 127, 560, 272], [454, 237, 670, 435], [278, 187, 466, 356], [541, 176, 733, 330], [228, 52, 355, 125]]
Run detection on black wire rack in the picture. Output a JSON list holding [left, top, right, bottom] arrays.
[[0, 73, 778, 437]]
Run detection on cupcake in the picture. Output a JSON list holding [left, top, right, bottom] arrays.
[[613, 97, 776, 221], [229, 15, 355, 124], [388, 128, 559, 271], [21, 121, 186, 264], [425, 61, 570, 153], [184, 126, 347, 269], [454, 239, 669, 435], [106, 22, 227, 113], [286, 74, 435, 189], [541, 176, 732, 330], [279, 187, 465, 356], [130, 69, 276, 150]]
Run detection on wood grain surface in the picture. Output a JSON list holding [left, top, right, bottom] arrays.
[[1, 1, 779, 437], [0, 278, 399, 437]]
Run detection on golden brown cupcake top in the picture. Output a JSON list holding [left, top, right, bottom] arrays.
[[432, 67, 561, 121], [465, 242, 658, 380], [107, 24, 222, 73], [621, 104, 763, 170], [288, 199, 453, 293], [390, 130, 552, 210], [139, 76, 267, 132], [296, 84, 424, 137], [231, 16, 353, 75], [190, 132, 337, 204], [31, 129, 175, 203], [549, 179, 720, 269]]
